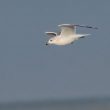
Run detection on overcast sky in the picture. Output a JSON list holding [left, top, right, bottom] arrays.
[[0, 0, 110, 103]]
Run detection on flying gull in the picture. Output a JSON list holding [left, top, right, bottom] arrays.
[[45, 24, 98, 46]]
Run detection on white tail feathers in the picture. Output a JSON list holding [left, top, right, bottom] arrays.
[[83, 34, 91, 36], [78, 34, 91, 39]]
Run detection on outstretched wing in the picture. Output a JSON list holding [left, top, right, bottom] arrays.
[[45, 32, 57, 37], [74, 24, 98, 29], [58, 24, 76, 36]]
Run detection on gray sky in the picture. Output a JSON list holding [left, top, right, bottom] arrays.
[[0, 0, 110, 103]]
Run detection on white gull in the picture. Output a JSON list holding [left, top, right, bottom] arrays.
[[45, 24, 98, 46]]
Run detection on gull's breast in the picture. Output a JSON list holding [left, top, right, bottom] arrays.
[[55, 36, 76, 45]]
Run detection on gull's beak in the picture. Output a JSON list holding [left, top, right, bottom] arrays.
[[45, 42, 48, 45]]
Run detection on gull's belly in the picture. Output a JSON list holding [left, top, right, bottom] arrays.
[[56, 37, 77, 45]]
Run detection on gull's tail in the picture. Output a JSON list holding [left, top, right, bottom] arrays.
[[83, 34, 91, 36], [78, 34, 91, 38]]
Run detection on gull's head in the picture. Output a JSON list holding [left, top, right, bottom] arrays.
[[46, 37, 56, 45]]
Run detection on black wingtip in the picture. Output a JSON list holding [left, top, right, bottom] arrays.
[[74, 24, 98, 30], [86, 26, 98, 29]]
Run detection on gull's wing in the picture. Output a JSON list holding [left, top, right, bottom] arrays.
[[45, 32, 57, 37], [58, 24, 98, 36], [74, 24, 98, 29], [58, 24, 76, 36]]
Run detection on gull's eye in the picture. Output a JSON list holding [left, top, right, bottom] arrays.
[[50, 39, 53, 42]]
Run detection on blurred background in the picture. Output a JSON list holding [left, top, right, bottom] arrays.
[[0, 0, 110, 110]]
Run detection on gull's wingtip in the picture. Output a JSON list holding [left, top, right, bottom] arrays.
[[45, 32, 52, 35], [45, 32, 57, 37], [45, 32, 49, 35], [45, 32, 49, 34], [45, 32, 54, 34], [45, 32, 57, 34]]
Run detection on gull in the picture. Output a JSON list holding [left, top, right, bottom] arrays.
[[45, 24, 98, 46]]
